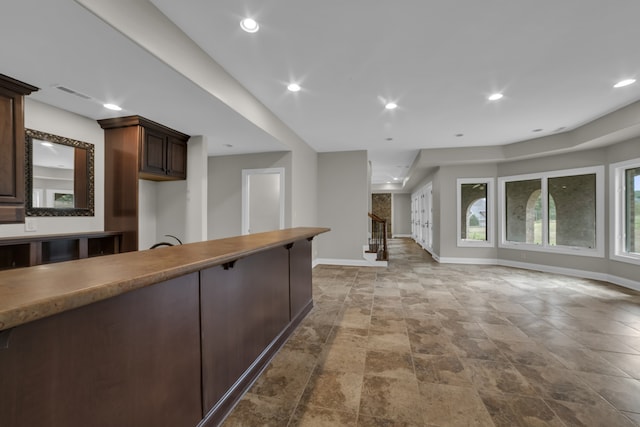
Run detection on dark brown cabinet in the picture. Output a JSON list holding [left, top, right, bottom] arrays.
[[98, 116, 190, 252], [0, 74, 38, 224], [0, 231, 122, 270], [139, 125, 188, 180], [0, 229, 324, 427], [289, 238, 314, 319], [200, 247, 290, 415], [0, 273, 202, 427], [99, 115, 189, 181]]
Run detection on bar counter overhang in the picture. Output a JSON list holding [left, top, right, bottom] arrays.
[[0, 227, 329, 427]]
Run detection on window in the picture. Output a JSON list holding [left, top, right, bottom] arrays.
[[499, 166, 604, 257], [611, 158, 640, 265], [457, 178, 494, 247]]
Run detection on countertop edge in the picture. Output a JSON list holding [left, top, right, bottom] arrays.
[[0, 227, 329, 331]]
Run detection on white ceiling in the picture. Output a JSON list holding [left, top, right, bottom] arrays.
[[3, 0, 640, 186]]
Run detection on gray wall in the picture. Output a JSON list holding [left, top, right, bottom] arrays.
[[437, 164, 498, 260], [412, 137, 640, 285], [392, 193, 411, 236], [207, 152, 292, 239], [317, 151, 369, 261]]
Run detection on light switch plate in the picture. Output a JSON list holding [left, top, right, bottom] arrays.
[[25, 218, 37, 232]]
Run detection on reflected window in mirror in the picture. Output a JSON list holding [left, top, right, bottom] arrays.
[[25, 129, 94, 216]]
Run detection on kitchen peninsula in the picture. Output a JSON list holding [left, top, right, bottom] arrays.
[[0, 227, 328, 427]]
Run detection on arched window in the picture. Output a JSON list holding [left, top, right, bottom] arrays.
[[501, 166, 602, 256], [525, 190, 556, 245], [457, 178, 493, 247], [466, 197, 487, 240]]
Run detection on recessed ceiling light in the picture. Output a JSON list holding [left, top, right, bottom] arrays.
[[488, 93, 503, 101], [385, 137, 394, 141], [532, 128, 543, 132], [385, 102, 398, 110], [393, 177, 400, 181], [455, 133, 464, 137], [103, 103, 122, 111], [386, 181, 391, 184], [287, 83, 301, 92], [240, 18, 259, 33], [224, 144, 233, 148], [614, 78, 636, 88]]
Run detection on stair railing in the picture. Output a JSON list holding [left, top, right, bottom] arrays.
[[367, 213, 388, 261]]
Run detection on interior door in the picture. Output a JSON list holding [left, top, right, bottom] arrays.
[[424, 182, 433, 251], [242, 168, 285, 234]]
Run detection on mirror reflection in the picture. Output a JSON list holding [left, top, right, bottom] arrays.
[[25, 129, 94, 217], [32, 139, 76, 208]]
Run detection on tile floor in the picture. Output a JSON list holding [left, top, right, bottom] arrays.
[[223, 238, 640, 426]]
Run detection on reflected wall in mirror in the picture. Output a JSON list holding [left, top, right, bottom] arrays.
[[25, 129, 94, 216]]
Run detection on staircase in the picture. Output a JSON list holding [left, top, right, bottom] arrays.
[[363, 213, 388, 266]]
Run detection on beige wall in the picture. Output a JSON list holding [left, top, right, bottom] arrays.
[[392, 193, 411, 236], [317, 151, 369, 261], [291, 143, 318, 229], [207, 152, 292, 239]]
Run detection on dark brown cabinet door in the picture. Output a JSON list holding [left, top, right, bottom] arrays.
[[289, 239, 313, 320], [167, 136, 187, 179], [0, 273, 203, 427], [0, 75, 37, 223], [140, 127, 167, 176], [200, 247, 289, 416]]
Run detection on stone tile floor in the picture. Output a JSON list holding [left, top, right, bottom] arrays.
[[223, 238, 640, 426]]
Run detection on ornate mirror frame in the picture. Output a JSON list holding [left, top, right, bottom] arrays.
[[25, 128, 95, 217]]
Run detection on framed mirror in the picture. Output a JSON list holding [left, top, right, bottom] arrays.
[[25, 129, 94, 216]]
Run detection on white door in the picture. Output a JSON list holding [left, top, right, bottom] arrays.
[[417, 191, 424, 245], [424, 182, 433, 251], [242, 168, 285, 234]]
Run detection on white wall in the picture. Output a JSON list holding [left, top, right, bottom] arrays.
[[317, 151, 369, 261], [0, 99, 104, 237], [138, 179, 158, 250], [154, 135, 208, 246]]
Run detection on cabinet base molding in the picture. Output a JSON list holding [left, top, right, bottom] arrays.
[[199, 300, 313, 427]]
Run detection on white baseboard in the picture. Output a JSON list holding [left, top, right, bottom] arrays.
[[497, 259, 640, 292], [314, 258, 387, 268], [393, 234, 412, 238], [437, 257, 499, 265]]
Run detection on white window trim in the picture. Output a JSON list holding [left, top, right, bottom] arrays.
[[498, 165, 605, 258], [610, 157, 640, 266], [457, 178, 494, 248]]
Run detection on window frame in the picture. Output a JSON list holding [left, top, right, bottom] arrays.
[[457, 177, 494, 248], [498, 166, 605, 257], [610, 157, 640, 266]]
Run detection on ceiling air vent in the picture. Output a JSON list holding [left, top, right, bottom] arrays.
[[54, 85, 92, 100]]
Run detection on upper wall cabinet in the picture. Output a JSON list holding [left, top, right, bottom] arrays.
[[0, 74, 38, 224], [98, 115, 189, 181], [98, 116, 190, 252]]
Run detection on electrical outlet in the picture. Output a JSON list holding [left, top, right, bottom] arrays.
[[25, 218, 37, 232]]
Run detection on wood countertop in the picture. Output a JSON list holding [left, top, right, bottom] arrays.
[[0, 227, 329, 331]]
